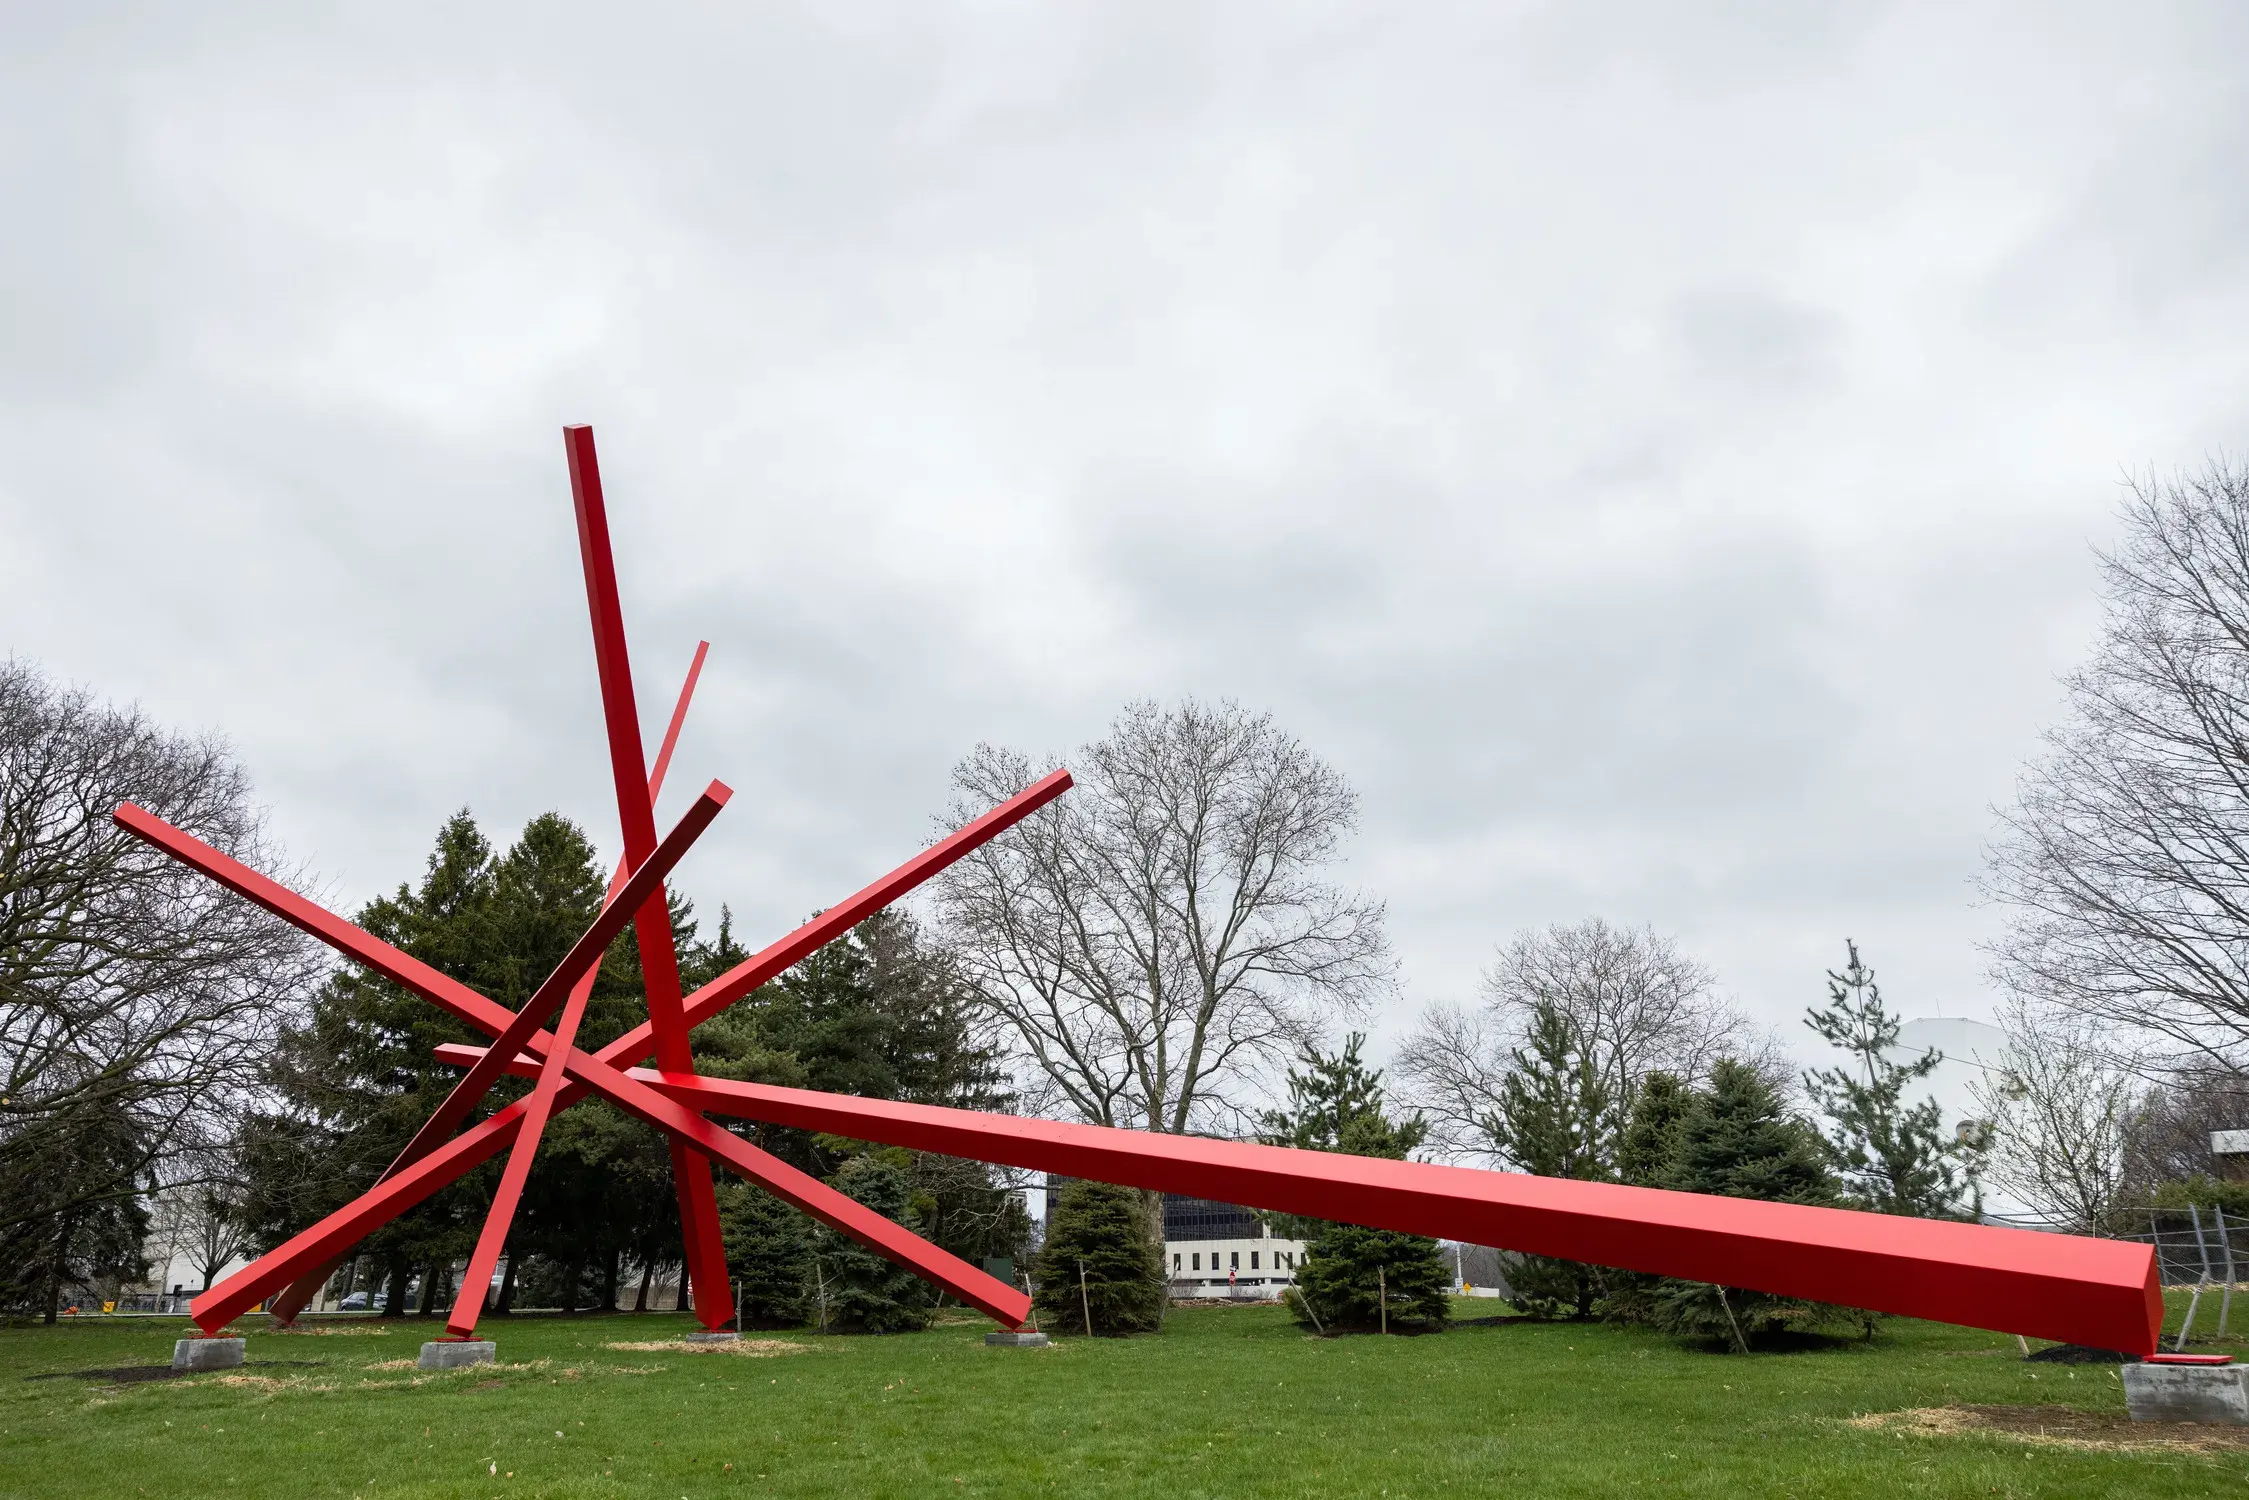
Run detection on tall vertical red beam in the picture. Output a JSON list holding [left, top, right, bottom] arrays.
[[563, 424, 733, 1328]]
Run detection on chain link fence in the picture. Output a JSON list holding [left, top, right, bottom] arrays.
[[2119, 1205, 2247, 1350]]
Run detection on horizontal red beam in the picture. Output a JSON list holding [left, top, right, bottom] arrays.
[[431, 1056, 2162, 1355]]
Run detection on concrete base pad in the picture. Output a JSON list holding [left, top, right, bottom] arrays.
[[418, 1340, 496, 1371], [985, 1331, 1050, 1347], [2124, 1363, 2249, 1424], [172, 1338, 245, 1371], [684, 1330, 742, 1343]]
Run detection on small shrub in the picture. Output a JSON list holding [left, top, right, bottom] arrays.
[[1032, 1180, 1165, 1336]]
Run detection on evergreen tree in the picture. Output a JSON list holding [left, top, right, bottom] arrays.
[[810, 1154, 934, 1333], [1602, 1070, 1696, 1325], [717, 1181, 813, 1327], [1032, 1179, 1167, 1335], [1802, 940, 1978, 1220], [1617, 1072, 1694, 1188], [1652, 1058, 1842, 1349], [1259, 1034, 1451, 1332], [1488, 1000, 1611, 1319]]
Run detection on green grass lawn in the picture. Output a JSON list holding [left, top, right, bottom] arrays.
[[0, 1295, 2237, 1499]]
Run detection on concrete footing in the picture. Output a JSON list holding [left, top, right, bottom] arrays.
[[985, 1331, 1050, 1347], [172, 1338, 245, 1371], [418, 1340, 496, 1371], [2124, 1362, 2249, 1424], [685, 1330, 742, 1343]]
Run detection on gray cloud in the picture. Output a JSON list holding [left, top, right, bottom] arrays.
[[5, 2, 2248, 1077]]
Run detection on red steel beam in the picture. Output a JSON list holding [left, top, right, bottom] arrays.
[[117, 805, 1031, 1332], [648, 640, 709, 809], [566, 423, 729, 1328], [579, 1070, 2159, 1356]]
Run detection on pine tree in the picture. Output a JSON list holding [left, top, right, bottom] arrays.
[[810, 1154, 934, 1333], [1802, 940, 1977, 1220], [1032, 1180, 1167, 1335], [1488, 999, 1611, 1319], [717, 1181, 813, 1327], [1652, 1059, 1842, 1349], [1602, 1070, 1696, 1325], [1259, 1034, 1451, 1331]]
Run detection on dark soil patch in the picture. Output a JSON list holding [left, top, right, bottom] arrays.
[[24, 1359, 328, 1386], [2027, 1343, 2142, 1364]]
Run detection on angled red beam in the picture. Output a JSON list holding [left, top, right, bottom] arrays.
[[606, 1072, 2165, 1357], [445, 943, 602, 1338], [648, 640, 709, 807], [121, 807, 1030, 1332], [593, 767, 1076, 1069], [433, 778, 730, 1341], [268, 642, 717, 1324], [565, 422, 730, 1329]]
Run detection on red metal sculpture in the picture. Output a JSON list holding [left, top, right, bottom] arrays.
[[120, 426, 2162, 1355]]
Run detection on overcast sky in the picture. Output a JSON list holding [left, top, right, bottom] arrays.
[[5, 2, 2247, 1082]]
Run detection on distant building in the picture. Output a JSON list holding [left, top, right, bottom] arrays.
[[1044, 1176, 1305, 1298]]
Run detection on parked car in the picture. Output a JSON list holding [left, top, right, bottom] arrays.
[[338, 1291, 372, 1312]]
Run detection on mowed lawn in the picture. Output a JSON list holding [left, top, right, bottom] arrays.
[[0, 1295, 2238, 1499]]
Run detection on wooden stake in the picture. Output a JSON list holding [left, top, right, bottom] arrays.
[[1078, 1258, 1094, 1338], [1378, 1266, 1387, 1336]]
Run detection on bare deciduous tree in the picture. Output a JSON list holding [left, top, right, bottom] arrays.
[[1396, 918, 1771, 1164], [1986, 459, 2249, 1071], [934, 699, 1391, 1135], [1968, 997, 2144, 1234], [0, 659, 312, 1312]]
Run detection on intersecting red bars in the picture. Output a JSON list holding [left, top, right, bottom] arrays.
[[118, 420, 2163, 1360], [116, 425, 1071, 1339]]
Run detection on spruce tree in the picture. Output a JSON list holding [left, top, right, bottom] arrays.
[[1802, 940, 1977, 1219], [1489, 1000, 1611, 1319], [1602, 1070, 1696, 1324], [1032, 1180, 1166, 1335], [717, 1181, 813, 1327], [1259, 1034, 1451, 1331], [810, 1154, 934, 1333], [1653, 1059, 1842, 1349]]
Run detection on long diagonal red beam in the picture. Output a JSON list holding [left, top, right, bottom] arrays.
[[264, 641, 718, 1325], [567, 424, 730, 1328], [440, 779, 730, 1339], [114, 805, 1043, 1331], [494, 1069, 2155, 1356]]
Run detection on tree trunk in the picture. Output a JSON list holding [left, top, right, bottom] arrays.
[[415, 1262, 440, 1316], [675, 1264, 691, 1313], [562, 1254, 583, 1315], [382, 1257, 410, 1318], [633, 1260, 652, 1313], [42, 1214, 73, 1326], [600, 1249, 619, 1313], [495, 1256, 517, 1316]]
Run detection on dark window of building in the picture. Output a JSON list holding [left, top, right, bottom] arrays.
[[1173, 1254, 1181, 1271], [1191, 1253, 1200, 1271], [1161, 1196, 1262, 1242], [1230, 1252, 1239, 1270], [1251, 1252, 1259, 1270]]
